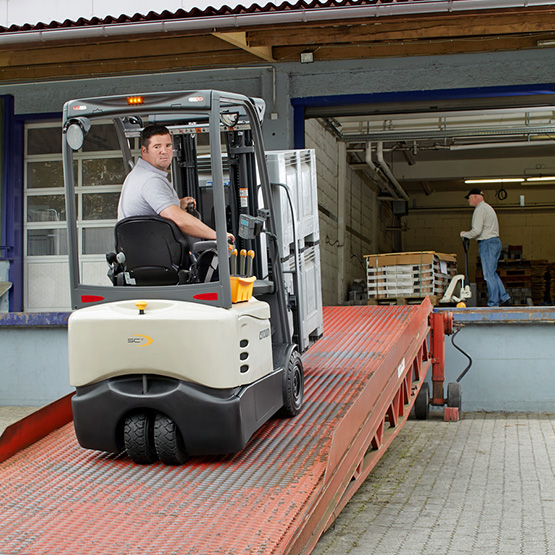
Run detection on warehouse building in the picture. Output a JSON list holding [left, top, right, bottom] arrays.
[[1, 0, 554, 410]]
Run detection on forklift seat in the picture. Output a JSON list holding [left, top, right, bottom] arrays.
[[114, 215, 194, 286]]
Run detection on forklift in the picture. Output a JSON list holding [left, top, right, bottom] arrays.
[[62, 90, 310, 464]]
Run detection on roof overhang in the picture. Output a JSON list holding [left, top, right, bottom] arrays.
[[2, 0, 555, 47]]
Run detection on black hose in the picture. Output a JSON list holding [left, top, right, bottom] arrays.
[[496, 187, 508, 201], [451, 326, 473, 383]]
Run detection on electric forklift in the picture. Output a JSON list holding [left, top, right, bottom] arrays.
[[62, 91, 308, 464]]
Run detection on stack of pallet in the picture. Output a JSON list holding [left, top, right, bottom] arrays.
[[531, 261, 550, 305], [365, 251, 457, 305], [476, 259, 551, 305], [549, 263, 555, 305]]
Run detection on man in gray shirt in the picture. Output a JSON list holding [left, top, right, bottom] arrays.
[[118, 124, 233, 242], [460, 188, 510, 307]]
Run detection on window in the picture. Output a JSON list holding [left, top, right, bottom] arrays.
[[24, 121, 135, 311]]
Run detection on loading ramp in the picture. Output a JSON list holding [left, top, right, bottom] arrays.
[[0, 300, 448, 555]]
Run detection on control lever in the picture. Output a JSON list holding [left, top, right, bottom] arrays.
[[246, 250, 255, 277], [239, 249, 247, 277], [186, 201, 201, 220], [230, 249, 238, 275]]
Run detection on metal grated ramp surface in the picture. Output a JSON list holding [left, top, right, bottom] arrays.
[[0, 304, 431, 555]]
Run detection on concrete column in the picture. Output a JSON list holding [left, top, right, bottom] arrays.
[[337, 142, 346, 305]]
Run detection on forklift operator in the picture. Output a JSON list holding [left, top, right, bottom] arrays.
[[117, 124, 234, 242]]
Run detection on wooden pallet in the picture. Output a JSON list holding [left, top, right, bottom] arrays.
[[368, 295, 440, 307]]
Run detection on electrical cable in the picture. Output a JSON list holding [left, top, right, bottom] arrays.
[[496, 187, 508, 201], [451, 325, 473, 383]]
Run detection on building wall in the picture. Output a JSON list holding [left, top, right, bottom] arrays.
[[3, 315, 555, 412], [0, 327, 70, 405], [304, 120, 339, 305], [442, 311, 555, 412], [5, 49, 555, 145], [305, 119, 397, 305]]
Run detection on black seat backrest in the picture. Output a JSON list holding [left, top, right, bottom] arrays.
[[115, 216, 192, 286]]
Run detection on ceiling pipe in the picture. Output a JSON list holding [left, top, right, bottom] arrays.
[[365, 142, 401, 200], [375, 142, 410, 202], [2, 0, 554, 46]]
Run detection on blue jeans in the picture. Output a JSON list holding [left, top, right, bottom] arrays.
[[478, 237, 510, 307]]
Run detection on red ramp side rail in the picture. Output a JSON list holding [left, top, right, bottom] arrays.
[[0, 394, 73, 464], [282, 298, 440, 554]]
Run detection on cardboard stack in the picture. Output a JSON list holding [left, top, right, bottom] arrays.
[[365, 251, 457, 304]]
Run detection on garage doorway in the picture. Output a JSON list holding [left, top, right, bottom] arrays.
[[296, 86, 555, 306]]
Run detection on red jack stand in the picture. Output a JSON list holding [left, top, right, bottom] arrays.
[[429, 311, 462, 422]]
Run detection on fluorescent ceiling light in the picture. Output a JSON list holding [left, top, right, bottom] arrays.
[[450, 139, 555, 151], [521, 180, 555, 186], [537, 39, 555, 47], [464, 178, 523, 184], [525, 176, 555, 181]]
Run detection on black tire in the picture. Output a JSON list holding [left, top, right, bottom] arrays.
[[447, 382, 462, 413], [154, 413, 189, 465], [123, 412, 158, 464], [414, 382, 430, 420], [280, 349, 304, 417]]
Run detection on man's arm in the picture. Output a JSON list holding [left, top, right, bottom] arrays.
[[461, 205, 484, 240], [160, 204, 235, 242], [160, 204, 218, 239]]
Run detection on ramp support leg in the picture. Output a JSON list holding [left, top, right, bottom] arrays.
[[430, 311, 460, 421], [430, 312, 448, 406]]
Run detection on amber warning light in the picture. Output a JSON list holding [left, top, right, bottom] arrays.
[[127, 96, 144, 105]]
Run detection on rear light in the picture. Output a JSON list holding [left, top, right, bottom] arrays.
[[81, 295, 105, 303], [127, 96, 144, 105]]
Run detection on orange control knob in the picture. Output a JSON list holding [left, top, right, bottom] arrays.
[[135, 301, 148, 315]]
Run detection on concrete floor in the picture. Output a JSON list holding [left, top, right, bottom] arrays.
[[0, 406, 39, 436]]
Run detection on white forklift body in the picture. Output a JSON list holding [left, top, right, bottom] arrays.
[[69, 298, 273, 389], [62, 91, 320, 464]]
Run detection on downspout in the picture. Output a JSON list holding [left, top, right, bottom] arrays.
[[375, 142, 410, 202]]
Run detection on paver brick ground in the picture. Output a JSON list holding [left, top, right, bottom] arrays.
[[313, 412, 555, 555]]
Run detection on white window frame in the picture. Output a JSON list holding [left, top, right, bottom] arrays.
[[23, 120, 138, 311]]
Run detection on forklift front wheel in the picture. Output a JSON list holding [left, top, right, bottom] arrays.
[[154, 413, 190, 465], [280, 350, 304, 417], [447, 382, 462, 414], [414, 382, 430, 420], [124, 412, 158, 464]]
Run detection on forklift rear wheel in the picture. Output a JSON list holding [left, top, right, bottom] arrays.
[[154, 413, 190, 465], [414, 382, 430, 420], [447, 382, 462, 414], [280, 350, 304, 417], [124, 412, 158, 464]]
